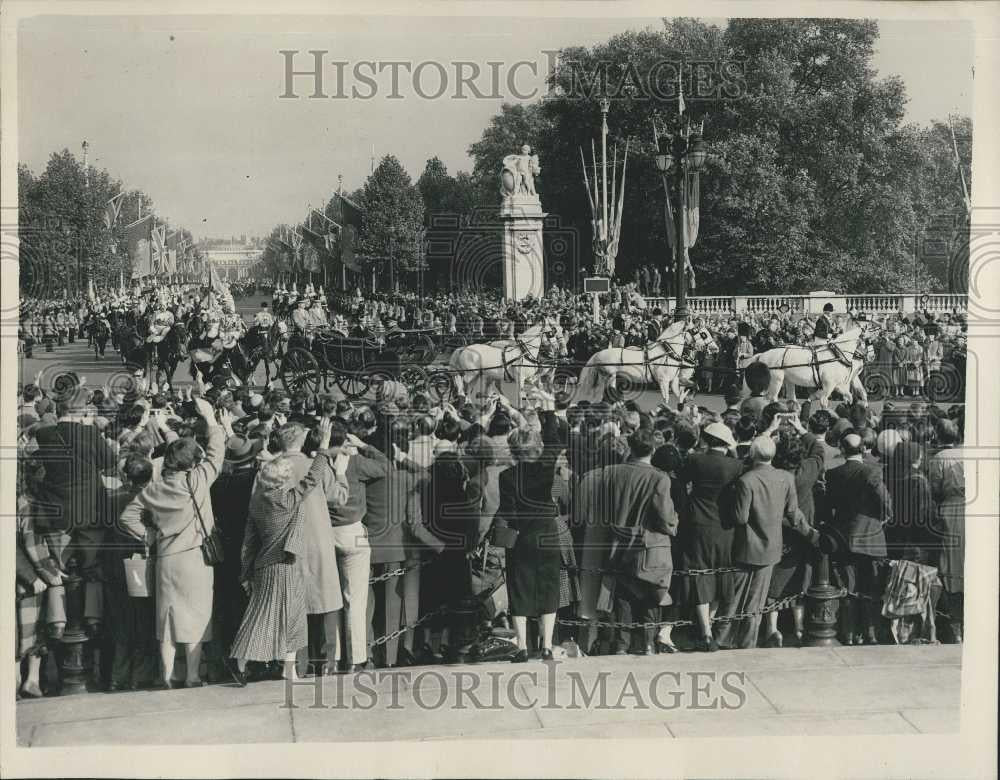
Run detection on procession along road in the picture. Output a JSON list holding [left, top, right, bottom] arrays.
[[18, 291, 925, 415]]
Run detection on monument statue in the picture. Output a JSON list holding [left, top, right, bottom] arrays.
[[500, 144, 541, 200]]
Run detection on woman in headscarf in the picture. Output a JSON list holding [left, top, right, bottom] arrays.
[[494, 390, 565, 662], [225, 419, 348, 685]]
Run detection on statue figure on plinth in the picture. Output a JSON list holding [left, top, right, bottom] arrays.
[[501, 144, 541, 200]]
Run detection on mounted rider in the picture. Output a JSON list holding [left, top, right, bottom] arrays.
[[145, 293, 176, 345], [812, 302, 848, 365]]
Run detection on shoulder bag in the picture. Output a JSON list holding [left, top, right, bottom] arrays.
[[188, 473, 225, 566]]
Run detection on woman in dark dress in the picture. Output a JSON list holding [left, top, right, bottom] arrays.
[[495, 399, 563, 662], [677, 423, 743, 652], [418, 452, 482, 661], [763, 422, 824, 647]]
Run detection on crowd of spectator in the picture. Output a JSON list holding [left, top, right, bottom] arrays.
[[15, 358, 965, 698]]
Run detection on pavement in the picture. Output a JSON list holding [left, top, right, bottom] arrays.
[[15, 644, 961, 746]]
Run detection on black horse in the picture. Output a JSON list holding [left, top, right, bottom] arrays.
[[87, 318, 111, 359], [243, 321, 283, 384], [151, 322, 189, 390], [116, 322, 147, 370]]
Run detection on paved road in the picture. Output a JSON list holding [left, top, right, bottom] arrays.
[[15, 644, 961, 747]]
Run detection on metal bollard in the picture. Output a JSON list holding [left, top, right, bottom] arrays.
[[803, 540, 844, 647], [56, 559, 92, 695]]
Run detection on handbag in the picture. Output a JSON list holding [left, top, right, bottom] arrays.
[[188, 474, 225, 566], [123, 545, 154, 598], [491, 524, 519, 550]]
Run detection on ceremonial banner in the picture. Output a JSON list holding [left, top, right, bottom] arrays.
[[330, 193, 364, 271], [124, 215, 154, 277], [165, 231, 179, 275], [103, 192, 125, 231], [302, 242, 320, 272], [341, 223, 357, 271]]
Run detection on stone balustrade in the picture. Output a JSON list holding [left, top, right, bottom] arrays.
[[640, 292, 968, 315]]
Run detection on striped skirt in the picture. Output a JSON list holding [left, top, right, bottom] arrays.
[[229, 563, 307, 662]]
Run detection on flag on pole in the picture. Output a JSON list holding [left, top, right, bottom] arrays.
[[124, 215, 154, 277], [151, 224, 166, 273], [103, 192, 125, 231], [330, 193, 364, 271], [87, 279, 97, 303]]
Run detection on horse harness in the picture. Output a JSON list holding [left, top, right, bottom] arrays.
[[798, 341, 867, 388], [639, 335, 696, 383]]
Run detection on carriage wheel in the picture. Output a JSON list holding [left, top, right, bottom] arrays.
[[280, 347, 321, 394], [336, 369, 371, 399], [427, 369, 455, 403], [399, 365, 429, 395]]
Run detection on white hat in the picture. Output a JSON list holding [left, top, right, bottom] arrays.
[[702, 422, 736, 449]]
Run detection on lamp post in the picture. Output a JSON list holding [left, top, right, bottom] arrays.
[[655, 126, 708, 322]]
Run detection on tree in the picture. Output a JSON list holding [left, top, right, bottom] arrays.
[[465, 18, 970, 293], [355, 155, 425, 292]]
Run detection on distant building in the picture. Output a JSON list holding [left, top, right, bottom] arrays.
[[201, 238, 263, 281]]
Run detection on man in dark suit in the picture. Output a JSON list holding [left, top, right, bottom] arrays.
[[574, 429, 678, 655], [730, 435, 819, 649], [33, 397, 118, 577], [825, 432, 892, 644]]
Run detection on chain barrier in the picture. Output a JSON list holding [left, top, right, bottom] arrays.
[[560, 564, 742, 579], [367, 558, 432, 585], [553, 591, 807, 632], [368, 606, 448, 650]]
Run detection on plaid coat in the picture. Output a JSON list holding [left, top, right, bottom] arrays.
[[16, 495, 64, 657]]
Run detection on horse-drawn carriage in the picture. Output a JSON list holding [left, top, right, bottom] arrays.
[[279, 326, 440, 399]]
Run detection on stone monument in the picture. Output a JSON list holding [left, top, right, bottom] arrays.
[[500, 145, 545, 301]]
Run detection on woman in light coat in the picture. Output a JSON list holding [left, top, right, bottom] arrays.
[[120, 396, 229, 688]]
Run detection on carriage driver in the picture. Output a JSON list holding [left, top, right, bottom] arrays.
[[812, 302, 847, 363]]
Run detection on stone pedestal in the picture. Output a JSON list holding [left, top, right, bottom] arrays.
[[501, 196, 546, 301]]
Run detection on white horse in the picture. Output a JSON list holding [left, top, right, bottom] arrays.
[[574, 321, 693, 407], [740, 322, 877, 408], [449, 321, 559, 401]]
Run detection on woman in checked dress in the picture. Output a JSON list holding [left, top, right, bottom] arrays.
[[225, 419, 349, 685]]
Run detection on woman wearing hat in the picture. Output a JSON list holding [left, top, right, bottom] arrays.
[[226, 418, 348, 685], [118, 395, 231, 689]]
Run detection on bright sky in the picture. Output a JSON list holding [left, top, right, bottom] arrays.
[[18, 15, 974, 239]]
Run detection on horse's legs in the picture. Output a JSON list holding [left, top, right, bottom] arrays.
[[766, 369, 785, 402], [851, 373, 868, 404], [658, 369, 678, 409], [812, 377, 836, 409]]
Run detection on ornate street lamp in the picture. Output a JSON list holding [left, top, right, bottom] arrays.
[[654, 120, 708, 322]]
